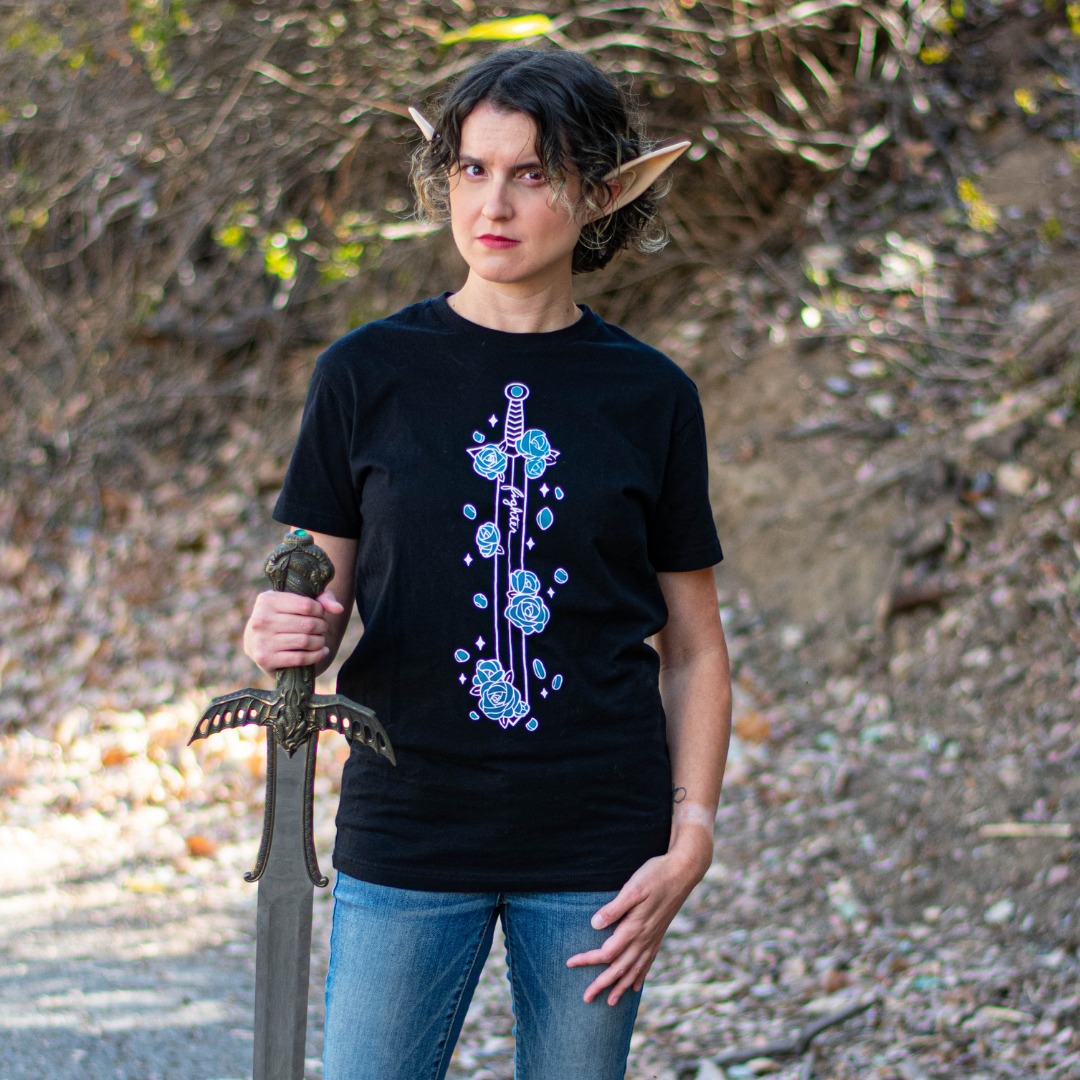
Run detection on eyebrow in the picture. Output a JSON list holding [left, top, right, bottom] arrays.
[[458, 154, 544, 171]]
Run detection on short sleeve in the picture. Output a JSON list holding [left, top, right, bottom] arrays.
[[273, 364, 363, 538], [646, 391, 723, 572]]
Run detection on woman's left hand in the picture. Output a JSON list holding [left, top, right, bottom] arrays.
[[565, 831, 713, 1006]]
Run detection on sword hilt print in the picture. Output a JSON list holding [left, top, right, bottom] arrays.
[[504, 382, 528, 447], [189, 529, 394, 886]]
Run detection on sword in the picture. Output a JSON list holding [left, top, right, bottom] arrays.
[[189, 528, 395, 1080]]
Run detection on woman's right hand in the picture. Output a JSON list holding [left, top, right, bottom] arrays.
[[243, 589, 345, 674]]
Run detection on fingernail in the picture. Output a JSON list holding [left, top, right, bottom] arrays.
[[591, 914, 605, 929]]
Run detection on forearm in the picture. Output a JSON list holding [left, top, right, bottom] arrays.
[[660, 643, 732, 868], [306, 530, 356, 675]]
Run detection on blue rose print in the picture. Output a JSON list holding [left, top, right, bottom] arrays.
[[505, 593, 550, 635], [472, 658, 504, 687], [470, 659, 529, 728], [475, 521, 503, 559], [515, 428, 559, 480], [509, 569, 541, 596], [468, 443, 508, 482], [506, 570, 550, 635]]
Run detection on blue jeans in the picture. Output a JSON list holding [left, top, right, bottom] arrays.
[[323, 873, 641, 1080]]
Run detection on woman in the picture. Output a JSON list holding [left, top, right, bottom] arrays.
[[244, 47, 731, 1080]]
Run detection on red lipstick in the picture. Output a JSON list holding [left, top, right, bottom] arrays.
[[478, 234, 519, 249]]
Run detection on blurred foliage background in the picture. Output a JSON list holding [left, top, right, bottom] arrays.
[[0, 0, 1076, 543]]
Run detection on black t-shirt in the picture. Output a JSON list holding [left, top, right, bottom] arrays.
[[274, 295, 722, 891]]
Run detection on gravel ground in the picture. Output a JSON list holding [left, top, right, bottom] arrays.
[[4, 571, 1079, 1080]]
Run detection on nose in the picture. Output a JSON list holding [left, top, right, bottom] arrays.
[[482, 177, 512, 221]]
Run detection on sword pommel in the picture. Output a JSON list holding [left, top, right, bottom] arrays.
[[264, 528, 333, 598]]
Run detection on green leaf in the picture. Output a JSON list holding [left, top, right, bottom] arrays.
[[439, 15, 554, 46]]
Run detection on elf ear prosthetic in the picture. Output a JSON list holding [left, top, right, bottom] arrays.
[[408, 106, 437, 143], [599, 137, 692, 213], [408, 107, 690, 216]]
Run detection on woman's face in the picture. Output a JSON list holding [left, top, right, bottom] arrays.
[[448, 102, 584, 294]]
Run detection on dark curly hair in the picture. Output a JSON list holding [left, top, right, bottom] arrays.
[[410, 48, 669, 274]]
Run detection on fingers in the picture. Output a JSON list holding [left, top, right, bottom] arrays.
[[244, 590, 337, 672], [566, 906, 639, 973], [315, 588, 345, 615], [565, 882, 642, 968], [566, 913, 659, 1006], [579, 933, 658, 1005], [590, 887, 637, 931], [600, 955, 656, 1007], [566, 855, 692, 1005]]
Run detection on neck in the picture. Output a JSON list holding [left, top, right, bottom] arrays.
[[448, 276, 581, 334]]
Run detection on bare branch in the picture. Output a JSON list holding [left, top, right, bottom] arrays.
[[0, 231, 78, 376], [713, 997, 881, 1067]]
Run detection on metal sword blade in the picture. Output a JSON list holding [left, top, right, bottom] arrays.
[[253, 737, 316, 1080]]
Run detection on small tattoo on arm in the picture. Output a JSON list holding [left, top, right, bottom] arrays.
[[672, 786, 687, 804]]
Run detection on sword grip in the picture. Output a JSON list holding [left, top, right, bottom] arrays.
[[264, 529, 334, 600]]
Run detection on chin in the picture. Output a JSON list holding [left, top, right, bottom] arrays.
[[466, 262, 533, 286], [467, 257, 570, 289]]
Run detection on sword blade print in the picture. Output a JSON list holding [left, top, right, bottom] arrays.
[[457, 382, 568, 731]]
